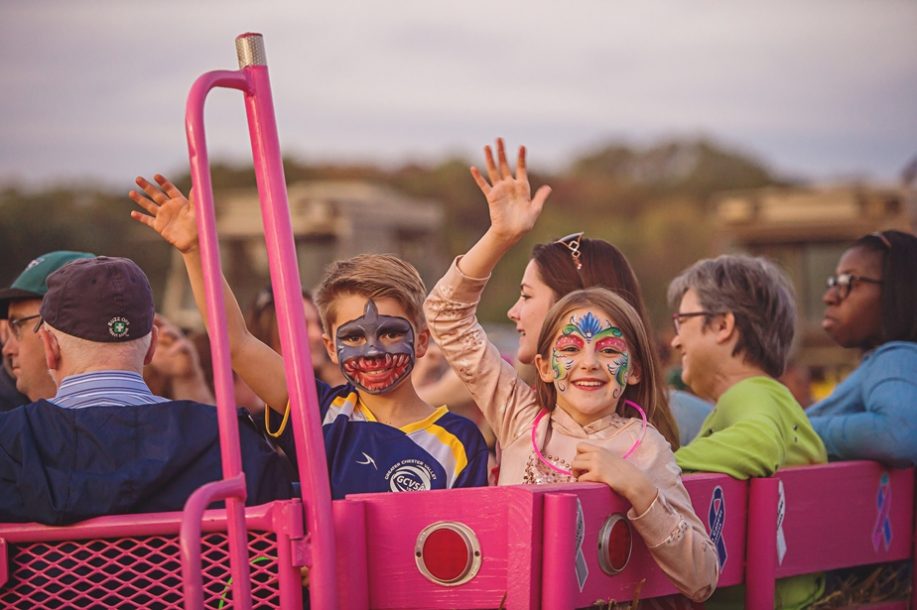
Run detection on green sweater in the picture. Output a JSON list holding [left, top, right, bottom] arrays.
[[675, 376, 827, 609]]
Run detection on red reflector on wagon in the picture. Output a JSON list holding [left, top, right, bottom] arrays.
[[598, 513, 632, 575], [415, 521, 481, 586]]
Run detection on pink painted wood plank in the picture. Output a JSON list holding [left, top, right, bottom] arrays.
[[555, 475, 746, 607], [682, 473, 747, 588], [347, 474, 746, 609], [348, 486, 539, 609], [746, 477, 780, 610], [771, 462, 914, 578]]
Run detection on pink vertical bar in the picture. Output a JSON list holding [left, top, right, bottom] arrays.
[[0, 538, 7, 589], [235, 32, 337, 609], [541, 493, 579, 610], [185, 68, 253, 610], [746, 477, 779, 610], [273, 502, 305, 609], [334, 500, 369, 610]]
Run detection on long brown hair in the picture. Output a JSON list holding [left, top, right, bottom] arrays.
[[536, 288, 660, 424], [531, 238, 680, 449]]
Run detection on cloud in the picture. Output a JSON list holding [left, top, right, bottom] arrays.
[[1, 0, 915, 186]]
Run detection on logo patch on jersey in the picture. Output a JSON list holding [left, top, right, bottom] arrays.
[[356, 451, 378, 470], [385, 459, 436, 492]]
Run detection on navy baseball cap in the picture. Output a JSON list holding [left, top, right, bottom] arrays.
[[40, 257, 154, 343], [0, 251, 95, 318]]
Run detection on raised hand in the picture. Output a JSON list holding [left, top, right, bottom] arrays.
[[470, 138, 552, 243], [129, 174, 198, 254]]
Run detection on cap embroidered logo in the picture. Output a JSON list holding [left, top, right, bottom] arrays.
[[108, 317, 130, 338]]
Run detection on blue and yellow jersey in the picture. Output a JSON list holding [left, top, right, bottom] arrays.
[[274, 382, 489, 499]]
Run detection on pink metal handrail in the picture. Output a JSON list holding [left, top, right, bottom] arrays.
[[180, 475, 247, 608], [182, 32, 337, 609]]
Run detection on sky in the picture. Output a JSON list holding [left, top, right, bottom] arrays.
[[1, 1, 916, 189]]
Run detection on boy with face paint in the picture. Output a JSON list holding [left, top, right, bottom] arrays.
[[129, 175, 489, 499], [335, 300, 416, 394]]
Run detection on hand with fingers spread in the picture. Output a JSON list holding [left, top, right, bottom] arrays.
[[128, 172, 290, 413], [573, 442, 657, 515], [470, 137, 552, 245], [129, 174, 198, 254], [455, 139, 552, 279]]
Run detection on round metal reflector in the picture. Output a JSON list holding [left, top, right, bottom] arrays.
[[415, 521, 482, 586], [597, 513, 633, 575]]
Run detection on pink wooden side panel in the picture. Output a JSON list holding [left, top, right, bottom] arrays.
[[771, 462, 914, 578], [345, 486, 540, 609], [682, 473, 747, 588], [551, 475, 746, 607]]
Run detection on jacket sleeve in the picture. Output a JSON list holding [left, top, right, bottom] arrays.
[[809, 345, 917, 467], [628, 429, 720, 601], [423, 258, 541, 447]]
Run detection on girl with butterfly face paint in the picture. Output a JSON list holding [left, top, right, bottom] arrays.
[[425, 142, 720, 602], [427, 280, 718, 601]]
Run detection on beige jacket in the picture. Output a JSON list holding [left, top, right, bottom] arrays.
[[424, 259, 719, 601]]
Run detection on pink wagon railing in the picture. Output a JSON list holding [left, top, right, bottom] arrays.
[[1, 32, 916, 610], [181, 31, 336, 609], [1, 32, 337, 610]]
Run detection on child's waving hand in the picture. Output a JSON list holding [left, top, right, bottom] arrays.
[[457, 139, 552, 279], [129, 174, 198, 254], [470, 138, 552, 244]]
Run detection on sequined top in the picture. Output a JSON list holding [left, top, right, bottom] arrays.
[[423, 258, 719, 602]]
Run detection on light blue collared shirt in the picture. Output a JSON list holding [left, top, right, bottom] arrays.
[[50, 370, 170, 409]]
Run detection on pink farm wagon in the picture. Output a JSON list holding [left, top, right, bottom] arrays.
[[0, 34, 914, 609]]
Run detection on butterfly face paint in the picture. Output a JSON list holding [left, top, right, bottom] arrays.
[[547, 309, 633, 422], [335, 299, 416, 394]]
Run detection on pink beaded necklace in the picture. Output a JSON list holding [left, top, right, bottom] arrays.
[[530, 400, 648, 477]]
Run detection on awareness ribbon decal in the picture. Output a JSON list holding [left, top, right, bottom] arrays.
[[776, 480, 787, 564], [872, 472, 892, 552], [708, 486, 727, 569]]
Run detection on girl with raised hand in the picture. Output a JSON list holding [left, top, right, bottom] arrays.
[[423, 141, 718, 601], [458, 139, 683, 449]]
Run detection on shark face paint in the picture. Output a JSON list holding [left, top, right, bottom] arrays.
[[335, 299, 416, 394]]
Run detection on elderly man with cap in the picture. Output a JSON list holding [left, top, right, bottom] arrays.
[[0, 251, 95, 407], [0, 256, 294, 525]]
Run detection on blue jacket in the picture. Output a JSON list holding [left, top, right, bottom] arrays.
[[0, 400, 295, 524], [808, 341, 917, 467]]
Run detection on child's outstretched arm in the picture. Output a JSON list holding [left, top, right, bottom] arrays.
[[423, 140, 553, 451], [574, 441, 719, 601], [129, 174, 290, 412], [457, 138, 552, 278]]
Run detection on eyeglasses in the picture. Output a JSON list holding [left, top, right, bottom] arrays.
[[554, 232, 584, 270], [671, 311, 719, 334], [825, 273, 882, 300], [7, 314, 43, 340]]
